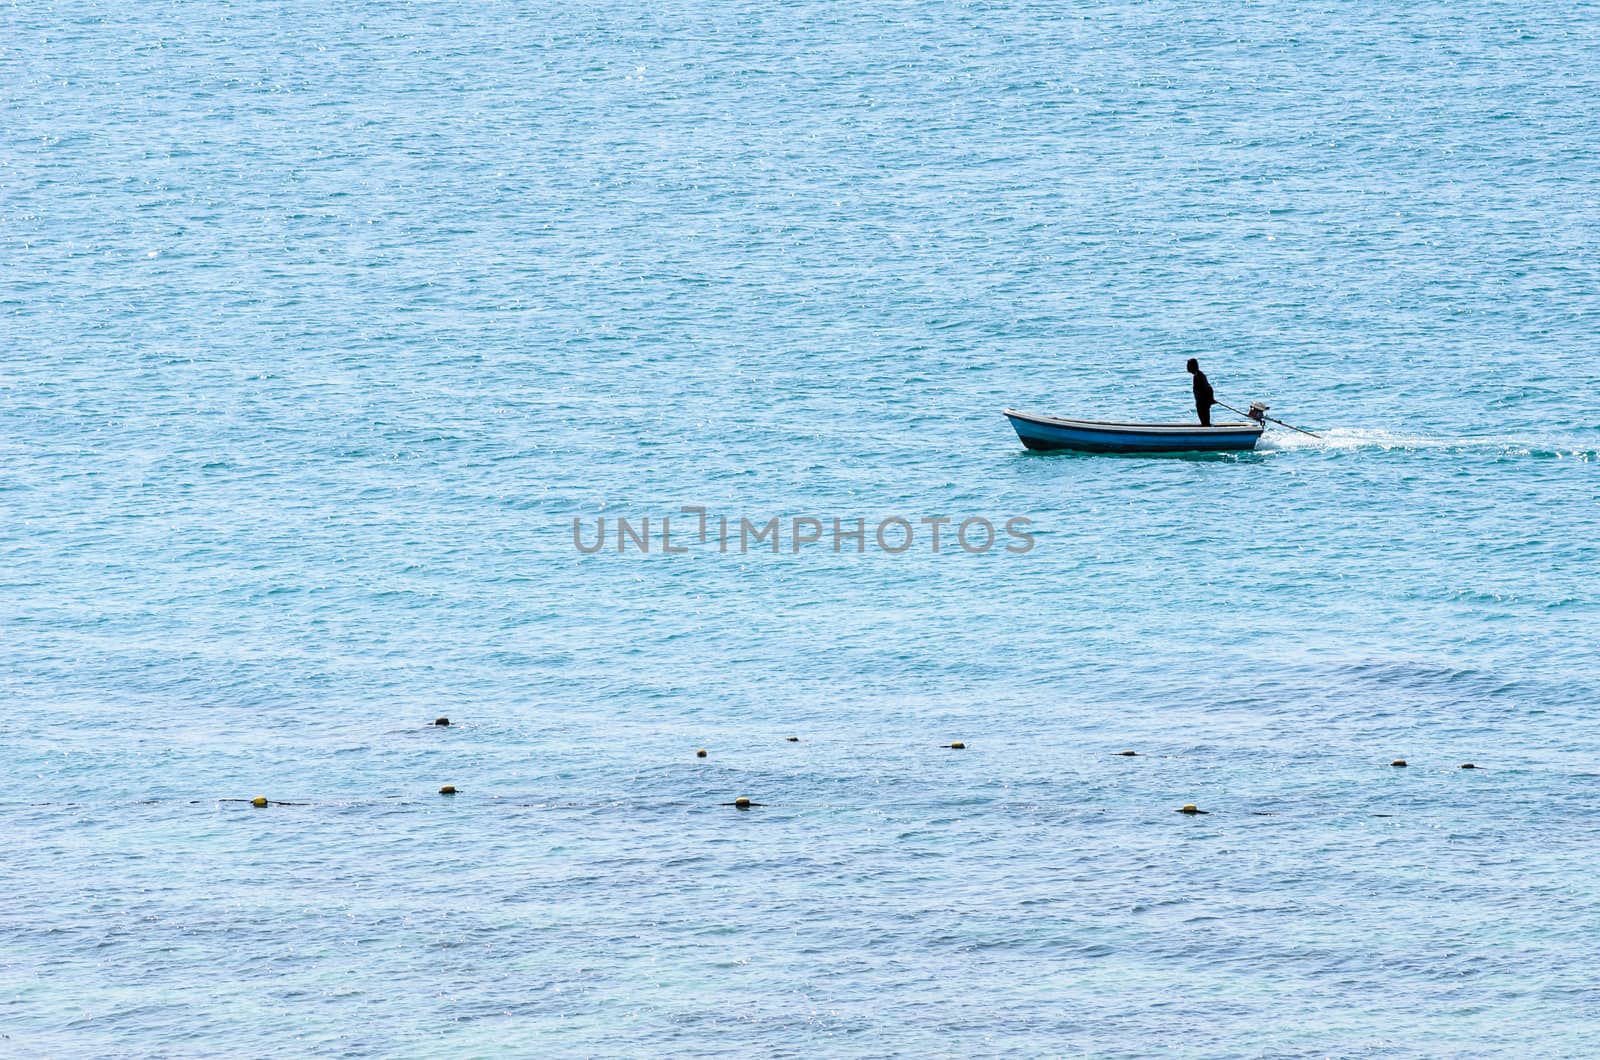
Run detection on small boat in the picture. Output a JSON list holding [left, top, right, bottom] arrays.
[[1004, 408, 1265, 454]]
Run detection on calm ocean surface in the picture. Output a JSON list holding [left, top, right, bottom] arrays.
[[5, 1, 1600, 1055]]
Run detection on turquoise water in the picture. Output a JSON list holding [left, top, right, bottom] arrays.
[[5, 1, 1600, 1054]]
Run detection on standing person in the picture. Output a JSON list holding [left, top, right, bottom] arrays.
[[1187, 358, 1215, 426]]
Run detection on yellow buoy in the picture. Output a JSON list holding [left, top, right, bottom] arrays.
[[1391, 759, 1407, 767], [948, 741, 966, 750], [696, 748, 707, 758], [734, 796, 751, 809], [1178, 804, 1201, 814], [250, 796, 268, 808], [439, 785, 457, 795]]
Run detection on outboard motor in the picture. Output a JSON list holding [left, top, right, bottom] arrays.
[[1247, 401, 1269, 424]]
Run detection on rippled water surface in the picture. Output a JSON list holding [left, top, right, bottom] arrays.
[[5, 1, 1600, 1055]]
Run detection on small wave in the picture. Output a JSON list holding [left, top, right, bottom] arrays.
[[1332, 658, 1505, 693]]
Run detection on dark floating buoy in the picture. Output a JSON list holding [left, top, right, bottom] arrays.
[[943, 742, 966, 750], [696, 748, 708, 758], [439, 785, 457, 795], [1113, 750, 1140, 757], [1459, 763, 1478, 770], [434, 717, 450, 727], [786, 736, 800, 743], [1391, 759, 1408, 768], [723, 796, 766, 809], [1176, 803, 1209, 815]]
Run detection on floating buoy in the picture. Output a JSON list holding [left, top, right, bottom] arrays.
[[786, 736, 799, 743], [251, 796, 268, 808], [1176, 804, 1208, 815], [1114, 750, 1140, 757], [1391, 759, 1408, 768], [439, 785, 457, 795], [944, 742, 966, 750], [1460, 763, 1478, 770], [434, 717, 450, 726], [696, 749, 707, 758], [733, 797, 751, 809]]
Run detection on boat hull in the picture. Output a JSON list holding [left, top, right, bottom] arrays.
[[1004, 409, 1263, 454]]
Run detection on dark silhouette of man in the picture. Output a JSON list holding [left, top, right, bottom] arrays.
[[1187, 358, 1215, 426]]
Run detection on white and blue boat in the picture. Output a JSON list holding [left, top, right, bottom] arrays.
[[1004, 408, 1265, 454]]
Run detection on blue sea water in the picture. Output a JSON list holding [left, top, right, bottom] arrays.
[[4, 0, 1600, 1054]]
